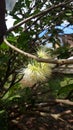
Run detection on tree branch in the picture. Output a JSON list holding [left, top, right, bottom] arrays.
[[7, 0, 73, 33], [4, 36, 73, 65], [35, 99, 73, 107], [41, 110, 72, 120]]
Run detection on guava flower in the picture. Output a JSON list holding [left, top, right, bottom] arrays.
[[20, 47, 54, 87], [37, 47, 50, 58], [21, 63, 47, 86], [37, 47, 54, 77]]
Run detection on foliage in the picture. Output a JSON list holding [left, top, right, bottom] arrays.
[[0, 0, 73, 129]]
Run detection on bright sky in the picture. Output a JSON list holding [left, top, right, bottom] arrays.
[[55, 21, 73, 35], [39, 21, 73, 38], [6, 15, 15, 29], [6, 0, 17, 11]]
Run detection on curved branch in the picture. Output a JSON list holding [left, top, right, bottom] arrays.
[[4, 36, 73, 65], [4, 36, 39, 60]]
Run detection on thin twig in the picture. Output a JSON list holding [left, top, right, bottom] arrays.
[[35, 99, 73, 106], [55, 99, 73, 106]]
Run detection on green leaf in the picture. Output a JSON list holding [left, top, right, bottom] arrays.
[[58, 84, 73, 98]]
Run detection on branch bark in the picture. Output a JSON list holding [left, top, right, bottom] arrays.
[[4, 36, 73, 65]]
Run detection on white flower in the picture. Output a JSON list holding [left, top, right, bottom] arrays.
[[20, 47, 54, 87], [37, 47, 50, 58], [22, 64, 46, 84]]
